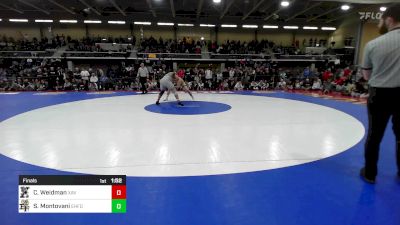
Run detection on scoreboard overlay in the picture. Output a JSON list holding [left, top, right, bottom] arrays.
[[18, 175, 126, 213]]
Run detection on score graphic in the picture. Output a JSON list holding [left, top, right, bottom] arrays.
[[18, 175, 126, 213], [112, 185, 126, 213]]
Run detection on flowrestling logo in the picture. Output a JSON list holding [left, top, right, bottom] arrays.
[[359, 12, 383, 20]]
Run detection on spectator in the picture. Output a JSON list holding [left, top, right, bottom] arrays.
[[205, 67, 213, 83], [323, 79, 334, 94], [322, 69, 333, 81], [276, 78, 287, 90], [89, 73, 99, 91], [80, 68, 90, 81], [177, 69, 185, 79], [303, 67, 311, 78], [229, 68, 235, 81], [259, 80, 269, 90], [64, 79, 73, 91], [216, 70, 223, 83], [197, 80, 204, 91], [311, 79, 322, 90], [234, 81, 244, 90], [250, 80, 258, 90]]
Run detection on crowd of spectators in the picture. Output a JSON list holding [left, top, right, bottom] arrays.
[[210, 40, 271, 54], [0, 32, 362, 98], [139, 37, 204, 54], [0, 35, 137, 52], [0, 35, 67, 51], [169, 62, 368, 98], [0, 57, 368, 99], [138, 37, 333, 55], [1, 34, 337, 58], [138, 38, 285, 55], [67, 36, 136, 52]]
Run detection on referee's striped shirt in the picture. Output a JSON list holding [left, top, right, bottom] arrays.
[[362, 27, 400, 88]]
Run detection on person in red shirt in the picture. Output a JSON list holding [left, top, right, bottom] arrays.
[[343, 67, 352, 77], [322, 69, 333, 81], [334, 76, 346, 86], [177, 69, 185, 79]]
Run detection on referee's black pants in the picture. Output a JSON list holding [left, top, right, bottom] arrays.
[[364, 87, 400, 179], [139, 77, 147, 93]]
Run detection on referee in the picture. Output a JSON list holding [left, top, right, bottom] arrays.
[[137, 63, 149, 94], [361, 5, 400, 183]]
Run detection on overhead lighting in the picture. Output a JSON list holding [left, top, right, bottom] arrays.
[[321, 27, 336, 31], [213, 0, 221, 3], [242, 24, 258, 28], [108, 20, 125, 24], [84, 20, 102, 24], [283, 26, 298, 29], [281, 1, 290, 7], [0, 19, 2, 22], [35, 19, 53, 23], [157, 22, 174, 26], [134, 21, 151, 25], [200, 24, 215, 27], [341, 5, 350, 11], [380, 6, 387, 12], [60, 20, 78, 23], [221, 24, 237, 28], [9, 19, 28, 22], [102, 38, 107, 41], [263, 25, 279, 29], [303, 26, 318, 30], [178, 23, 194, 27], [200, 37, 205, 40]]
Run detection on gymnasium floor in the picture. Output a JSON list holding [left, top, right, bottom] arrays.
[[0, 91, 399, 225]]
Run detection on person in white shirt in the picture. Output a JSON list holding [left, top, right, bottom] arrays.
[[187, 81, 193, 90], [229, 68, 235, 81], [277, 79, 287, 90], [156, 72, 183, 106], [89, 73, 99, 90], [164, 77, 194, 101], [137, 63, 149, 94], [222, 80, 229, 90], [295, 80, 302, 90], [311, 79, 322, 90], [80, 69, 90, 81], [205, 68, 213, 81], [234, 81, 244, 91], [250, 81, 258, 90], [216, 71, 223, 82], [194, 74, 201, 90], [149, 80, 158, 90], [63, 79, 73, 90]]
